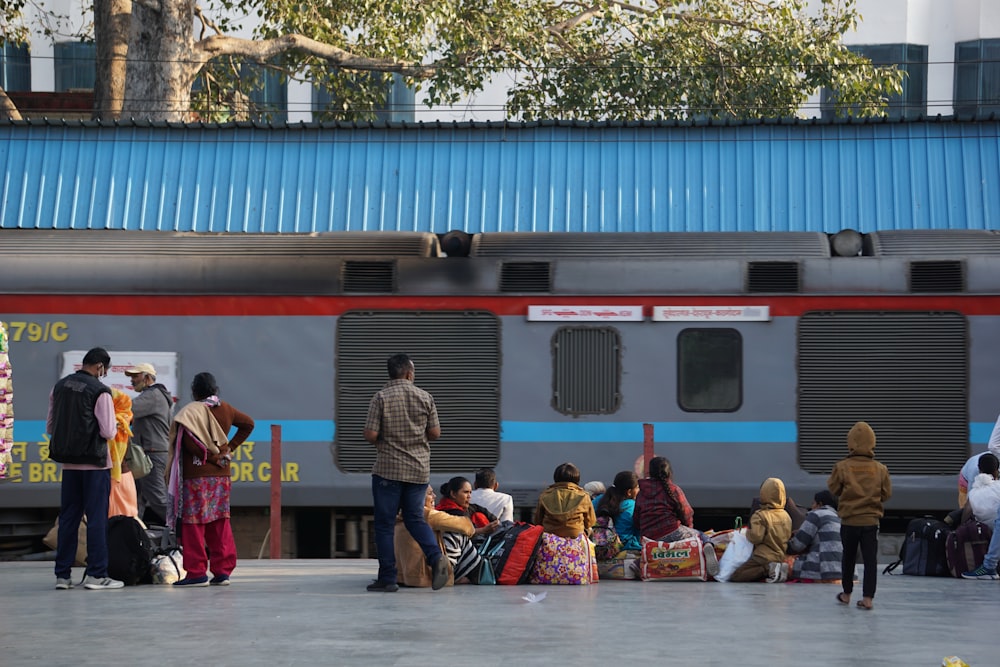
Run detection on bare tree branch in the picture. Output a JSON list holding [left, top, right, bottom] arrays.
[[0, 87, 22, 121]]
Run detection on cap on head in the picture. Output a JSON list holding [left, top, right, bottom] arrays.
[[124, 363, 156, 378]]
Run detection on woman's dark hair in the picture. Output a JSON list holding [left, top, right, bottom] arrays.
[[553, 462, 581, 484], [596, 470, 639, 519], [191, 372, 219, 400], [439, 476, 470, 500], [648, 456, 683, 518]]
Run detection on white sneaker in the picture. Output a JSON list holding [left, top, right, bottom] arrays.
[[55, 578, 73, 590], [766, 562, 788, 583], [83, 575, 124, 590], [704, 544, 720, 578]]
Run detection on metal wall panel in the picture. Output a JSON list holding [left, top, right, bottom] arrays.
[[1, 120, 998, 233]]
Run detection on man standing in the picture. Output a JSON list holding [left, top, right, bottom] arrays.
[[471, 468, 515, 523], [364, 353, 448, 592], [47, 347, 124, 590], [124, 362, 173, 526]]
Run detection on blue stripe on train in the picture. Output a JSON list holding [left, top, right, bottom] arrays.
[[14, 420, 996, 445]]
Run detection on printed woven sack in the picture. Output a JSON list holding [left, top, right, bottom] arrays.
[[640, 536, 707, 581], [592, 516, 625, 561], [597, 550, 641, 580], [528, 533, 597, 585]]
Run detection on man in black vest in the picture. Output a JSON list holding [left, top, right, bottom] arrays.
[[47, 347, 124, 590]]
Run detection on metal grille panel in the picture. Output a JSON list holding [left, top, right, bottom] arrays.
[[798, 311, 968, 474], [747, 262, 801, 293], [909, 261, 965, 293], [500, 262, 551, 292], [552, 327, 621, 415], [342, 261, 396, 293], [335, 311, 500, 472]]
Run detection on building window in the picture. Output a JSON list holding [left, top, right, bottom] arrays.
[[552, 327, 621, 415], [677, 328, 741, 412], [954, 39, 1000, 117], [54, 41, 96, 92], [239, 62, 288, 122], [0, 42, 31, 92], [312, 72, 415, 122], [821, 44, 928, 120]]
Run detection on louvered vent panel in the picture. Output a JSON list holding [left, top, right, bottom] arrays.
[[552, 327, 621, 415], [343, 261, 396, 293], [797, 312, 968, 474], [335, 311, 500, 472], [747, 262, 800, 293], [500, 262, 551, 292], [909, 261, 965, 293]]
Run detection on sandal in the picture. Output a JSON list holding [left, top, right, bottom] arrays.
[[856, 598, 873, 610], [836, 592, 850, 605]]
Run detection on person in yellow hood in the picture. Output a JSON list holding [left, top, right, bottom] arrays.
[[534, 462, 597, 538], [828, 421, 892, 610], [730, 477, 793, 582]]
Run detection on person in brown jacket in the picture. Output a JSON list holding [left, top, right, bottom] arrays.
[[533, 462, 596, 538], [167, 372, 254, 587], [729, 477, 793, 582], [395, 486, 475, 587], [828, 421, 892, 610]]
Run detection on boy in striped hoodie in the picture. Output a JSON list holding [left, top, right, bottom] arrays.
[[787, 490, 842, 582]]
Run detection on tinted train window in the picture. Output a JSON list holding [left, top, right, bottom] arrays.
[[552, 327, 621, 415], [335, 311, 500, 473], [677, 328, 742, 412]]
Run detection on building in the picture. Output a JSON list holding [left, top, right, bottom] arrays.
[[2, 1, 998, 121]]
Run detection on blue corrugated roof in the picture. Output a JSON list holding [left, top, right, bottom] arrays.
[[1, 118, 998, 233]]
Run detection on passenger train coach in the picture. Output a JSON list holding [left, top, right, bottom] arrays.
[[1, 229, 997, 554]]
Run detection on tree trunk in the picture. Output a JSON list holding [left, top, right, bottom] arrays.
[[0, 88, 22, 121], [93, 0, 131, 120], [123, 0, 199, 121]]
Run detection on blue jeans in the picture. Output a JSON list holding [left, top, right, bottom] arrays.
[[983, 514, 1000, 571], [371, 475, 442, 584], [55, 469, 111, 579]]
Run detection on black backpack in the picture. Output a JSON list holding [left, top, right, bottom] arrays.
[[883, 517, 950, 576], [107, 515, 155, 585]]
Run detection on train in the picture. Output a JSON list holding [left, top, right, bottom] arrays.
[[1, 228, 997, 555]]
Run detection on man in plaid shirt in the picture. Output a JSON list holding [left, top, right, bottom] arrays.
[[364, 353, 448, 592]]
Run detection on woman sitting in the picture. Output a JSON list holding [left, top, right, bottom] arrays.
[[534, 462, 597, 538], [435, 476, 498, 582], [594, 470, 642, 551], [634, 457, 699, 542], [395, 486, 475, 587]]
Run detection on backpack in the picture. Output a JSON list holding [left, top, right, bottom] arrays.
[[483, 523, 545, 585], [945, 519, 994, 578], [592, 516, 625, 561], [883, 517, 950, 576], [107, 515, 155, 586]]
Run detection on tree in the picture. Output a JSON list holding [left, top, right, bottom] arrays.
[[4, 0, 901, 122]]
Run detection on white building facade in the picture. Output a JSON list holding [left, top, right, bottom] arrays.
[[2, 0, 999, 121]]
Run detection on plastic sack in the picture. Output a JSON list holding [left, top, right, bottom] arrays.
[[150, 549, 185, 584], [715, 528, 752, 582]]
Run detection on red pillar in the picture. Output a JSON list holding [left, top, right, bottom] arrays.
[[642, 423, 654, 477], [269, 424, 282, 560]]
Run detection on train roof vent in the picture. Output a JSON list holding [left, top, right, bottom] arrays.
[[869, 230, 1000, 257], [342, 260, 396, 293], [500, 261, 551, 292], [909, 260, 965, 293], [746, 261, 800, 293]]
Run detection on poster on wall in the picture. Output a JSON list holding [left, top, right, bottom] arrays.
[[61, 351, 180, 400]]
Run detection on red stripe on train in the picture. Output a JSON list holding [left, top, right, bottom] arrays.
[[4, 294, 1000, 317]]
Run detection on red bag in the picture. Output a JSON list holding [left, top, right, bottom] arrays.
[[492, 523, 545, 585]]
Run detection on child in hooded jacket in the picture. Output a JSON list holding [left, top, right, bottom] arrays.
[[534, 462, 597, 538], [828, 421, 892, 610], [729, 477, 792, 582]]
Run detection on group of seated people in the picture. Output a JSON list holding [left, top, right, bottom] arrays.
[[394, 458, 850, 586]]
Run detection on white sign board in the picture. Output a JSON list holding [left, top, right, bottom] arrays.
[[61, 351, 180, 400], [528, 305, 644, 322], [652, 306, 771, 322]]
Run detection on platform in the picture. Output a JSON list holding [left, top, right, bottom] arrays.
[[0, 559, 992, 666]]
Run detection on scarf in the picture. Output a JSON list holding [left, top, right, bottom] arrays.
[[109, 389, 133, 481], [166, 396, 228, 527]]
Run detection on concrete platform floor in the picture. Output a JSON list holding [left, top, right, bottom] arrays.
[[0, 559, 994, 667]]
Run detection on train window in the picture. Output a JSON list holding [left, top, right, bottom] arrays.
[[552, 327, 621, 415], [677, 328, 742, 412]]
